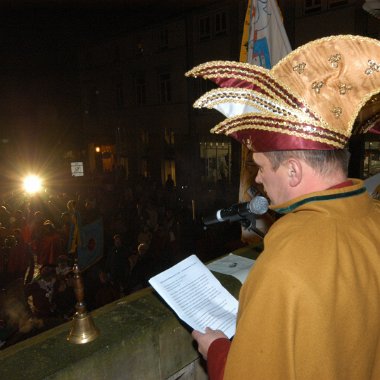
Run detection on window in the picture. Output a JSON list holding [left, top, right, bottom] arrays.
[[134, 72, 146, 106], [198, 11, 228, 41], [159, 73, 172, 104], [215, 12, 227, 35], [115, 126, 128, 157], [162, 160, 176, 186], [364, 140, 380, 178], [140, 158, 149, 178], [328, 0, 348, 9], [164, 128, 175, 145], [304, 0, 322, 14], [200, 141, 231, 183], [199, 16, 211, 40]]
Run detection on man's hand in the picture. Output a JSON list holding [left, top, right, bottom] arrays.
[[192, 327, 228, 360]]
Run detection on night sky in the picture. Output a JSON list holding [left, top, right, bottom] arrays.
[[0, 6, 116, 172]]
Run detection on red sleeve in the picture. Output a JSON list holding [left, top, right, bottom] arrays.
[[207, 338, 231, 380]]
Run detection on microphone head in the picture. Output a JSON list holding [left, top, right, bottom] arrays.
[[249, 196, 269, 215]]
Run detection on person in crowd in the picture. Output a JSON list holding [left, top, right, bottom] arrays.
[[57, 211, 71, 250], [29, 211, 45, 243], [109, 210, 128, 241], [0, 205, 11, 230], [66, 200, 79, 256], [25, 265, 57, 318], [35, 220, 64, 267], [95, 270, 120, 308], [81, 197, 101, 225], [105, 234, 131, 296], [6, 229, 31, 280], [187, 35, 380, 379], [137, 223, 152, 247], [143, 200, 159, 233], [53, 255, 75, 319], [161, 207, 179, 261], [9, 210, 26, 231], [127, 242, 152, 293]]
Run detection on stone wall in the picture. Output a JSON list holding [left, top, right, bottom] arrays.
[[0, 245, 261, 380]]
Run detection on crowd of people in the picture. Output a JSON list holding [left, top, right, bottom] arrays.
[[0, 174, 242, 349]]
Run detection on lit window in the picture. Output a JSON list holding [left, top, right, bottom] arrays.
[[164, 128, 175, 145], [200, 140, 231, 183], [140, 158, 149, 178]]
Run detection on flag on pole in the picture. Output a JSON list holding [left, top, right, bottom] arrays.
[[239, 0, 292, 242], [240, 0, 292, 67], [68, 209, 104, 272]]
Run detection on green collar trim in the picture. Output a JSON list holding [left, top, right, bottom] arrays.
[[273, 186, 367, 214]]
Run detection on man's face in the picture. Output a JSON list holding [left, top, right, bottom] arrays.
[[253, 152, 290, 205]]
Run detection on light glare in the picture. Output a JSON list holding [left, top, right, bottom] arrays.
[[23, 175, 42, 194]]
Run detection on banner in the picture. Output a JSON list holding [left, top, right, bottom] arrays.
[[76, 218, 104, 271], [239, 0, 292, 242], [68, 213, 104, 271]]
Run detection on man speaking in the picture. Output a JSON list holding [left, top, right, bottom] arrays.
[[186, 35, 380, 380]]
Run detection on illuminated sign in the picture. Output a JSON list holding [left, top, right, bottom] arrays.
[[71, 162, 84, 177]]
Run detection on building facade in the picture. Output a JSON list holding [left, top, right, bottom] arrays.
[[78, 0, 379, 194]]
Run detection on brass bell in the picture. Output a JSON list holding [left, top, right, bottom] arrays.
[[67, 263, 100, 344], [67, 310, 99, 344]]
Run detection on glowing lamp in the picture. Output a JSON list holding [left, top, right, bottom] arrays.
[[23, 175, 42, 194]]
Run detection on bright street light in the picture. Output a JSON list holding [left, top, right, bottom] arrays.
[[23, 175, 42, 194]]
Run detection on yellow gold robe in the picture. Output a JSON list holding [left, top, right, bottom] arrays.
[[224, 179, 380, 379]]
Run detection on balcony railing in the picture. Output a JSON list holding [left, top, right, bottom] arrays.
[[0, 245, 262, 380]]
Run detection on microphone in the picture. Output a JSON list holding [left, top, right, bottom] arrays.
[[202, 195, 269, 226]]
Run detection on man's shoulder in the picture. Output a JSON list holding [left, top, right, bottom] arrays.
[[268, 211, 317, 238]]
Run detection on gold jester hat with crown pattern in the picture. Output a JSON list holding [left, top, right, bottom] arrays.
[[186, 35, 380, 152]]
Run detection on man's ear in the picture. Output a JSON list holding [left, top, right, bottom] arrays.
[[287, 158, 302, 187]]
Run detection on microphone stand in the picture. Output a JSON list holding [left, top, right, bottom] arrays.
[[240, 217, 266, 239]]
